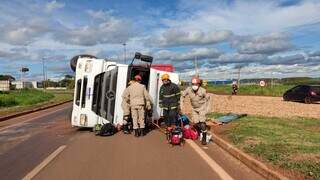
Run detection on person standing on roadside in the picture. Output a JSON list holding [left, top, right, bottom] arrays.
[[232, 81, 238, 95], [181, 76, 211, 145], [122, 75, 152, 137]]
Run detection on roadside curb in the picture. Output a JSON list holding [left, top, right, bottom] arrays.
[[210, 133, 289, 180], [0, 100, 73, 122]]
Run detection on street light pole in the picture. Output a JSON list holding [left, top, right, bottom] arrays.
[[42, 57, 46, 90], [123, 43, 126, 64]]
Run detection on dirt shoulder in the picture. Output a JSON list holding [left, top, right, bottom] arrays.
[[209, 94, 320, 119]]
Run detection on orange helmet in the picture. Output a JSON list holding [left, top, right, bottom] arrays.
[[134, 75, 142, 81], [191, 77, 201, 84], [161, 73, 170, 80]]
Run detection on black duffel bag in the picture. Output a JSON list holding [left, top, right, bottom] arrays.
[[96, 123, 118, 136]]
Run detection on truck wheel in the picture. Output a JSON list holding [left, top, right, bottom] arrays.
[[304, 97, 312, 104]]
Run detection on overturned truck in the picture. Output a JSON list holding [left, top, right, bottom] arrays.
[[70, 52, 180, 129]]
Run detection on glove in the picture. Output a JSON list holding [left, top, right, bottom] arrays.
[[124, 115, 130, 120], [146, 102, 152, 111]]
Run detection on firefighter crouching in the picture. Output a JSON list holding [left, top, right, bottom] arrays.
[[122, 75, 153, 137], [181, 77, 211, 145], [159, 73, 181, 130]]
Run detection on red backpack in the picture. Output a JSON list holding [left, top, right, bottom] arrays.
[[183, 125, 198, 140]]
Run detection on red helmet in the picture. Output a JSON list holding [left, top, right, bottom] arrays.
[[191, 77, 201, 84], [134, 75, 142, 81]]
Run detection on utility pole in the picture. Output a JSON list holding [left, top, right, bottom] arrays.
[[20, 66, 23, 89], [42, 57, 46, 90], [123, 43, 127, 64], [194, 56, 199, 77], [237, 66, 242, 88]]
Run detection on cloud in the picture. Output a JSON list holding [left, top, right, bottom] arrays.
[[54, 13, 133, 46], [231, 32, 293, 55], [87, 10, 114, 20], [170, 0, 320, 35], [216, 53, 267, 63], [0, 17, 52, 45], [148, 29, 232, 47], [47, 64, 72, 74], [154, 47, 221, 61], [46, 0, 65, 12], [0, 8, 134, 46], [265, 54, 307, 65]]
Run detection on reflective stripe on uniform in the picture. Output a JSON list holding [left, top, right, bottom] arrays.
[[162, 106, 177, 110], [163, 94, 176, 98]]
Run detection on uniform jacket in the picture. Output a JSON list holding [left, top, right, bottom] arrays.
[[181, 86, 210, 110], [122, 81, 153, 108], [159, 82, 181, 109]]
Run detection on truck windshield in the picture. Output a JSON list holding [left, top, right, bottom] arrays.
[[81, 77, 88, 108], [75, 79, 82, 106], [92, 72, 104, 115]]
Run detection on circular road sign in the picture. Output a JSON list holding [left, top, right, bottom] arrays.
[[259, 80, 266, 87]]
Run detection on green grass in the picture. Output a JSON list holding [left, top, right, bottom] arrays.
[[208, 113, 320, 179], [0, 89, 54, 107], [207, 84, 294, 97], [0, 89, 73, 116]]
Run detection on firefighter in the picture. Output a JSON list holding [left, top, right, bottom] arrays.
[[159, 74, 181, 131], [181, 76, 211, 145], [121, 81, 134, 134], [122, 75, 152, 137]]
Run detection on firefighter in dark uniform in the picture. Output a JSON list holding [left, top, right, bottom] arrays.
[[159, 73, 181, 131]]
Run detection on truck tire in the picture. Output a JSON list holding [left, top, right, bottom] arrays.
[[70, 54, 97, 72]]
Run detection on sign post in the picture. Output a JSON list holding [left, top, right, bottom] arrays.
[[259, 80, 266, 95]]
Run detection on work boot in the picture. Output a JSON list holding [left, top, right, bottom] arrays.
[[201, 132, 207, 145], [139, 128, 145, 136], [134, 129, 139, 137], [123, 125, 130, 134]]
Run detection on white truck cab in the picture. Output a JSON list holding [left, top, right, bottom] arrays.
[[70, 53, 179, 128]]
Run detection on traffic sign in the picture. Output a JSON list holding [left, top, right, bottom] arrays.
[[259, 80, 266, 87]]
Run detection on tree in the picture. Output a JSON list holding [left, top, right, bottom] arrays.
[[0, 75, 15, 81]]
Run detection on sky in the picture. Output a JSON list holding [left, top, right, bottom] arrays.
[[0, 0, 320, 81]]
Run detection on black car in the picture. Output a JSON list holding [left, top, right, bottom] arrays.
[[283, 85, 320, 104]]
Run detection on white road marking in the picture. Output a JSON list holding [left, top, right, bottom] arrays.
[[0, 106, 68, 132], [186, 140, 234, 180], [22, 145, 67, 180]]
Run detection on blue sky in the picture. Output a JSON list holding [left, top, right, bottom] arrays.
[[0, 0, 320, 81]]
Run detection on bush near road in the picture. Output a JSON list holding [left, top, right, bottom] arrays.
[[207, 84, 294, 97], [0, 89, 73, 116], [208, 113, 320, 180]]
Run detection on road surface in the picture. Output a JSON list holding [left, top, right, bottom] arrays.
[[0, 103, 264, 180]]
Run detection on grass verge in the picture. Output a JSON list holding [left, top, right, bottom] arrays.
[[0, 89, 73, 117], [207, 84, 294, 97], [208, 113, 320, 180]]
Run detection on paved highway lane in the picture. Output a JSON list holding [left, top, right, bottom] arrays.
[[0, 103, 77, 180], [0, 103, 264, 180]]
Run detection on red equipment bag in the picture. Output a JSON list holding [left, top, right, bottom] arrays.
[[183, 125, 198, 140]]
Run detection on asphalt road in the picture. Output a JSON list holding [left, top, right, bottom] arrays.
[[0, 103, 264, 180]]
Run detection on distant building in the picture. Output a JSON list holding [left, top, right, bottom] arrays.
[[0, 80, 10, 91], [12, 81, 35, 89], [0, 75, 15, 91]]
